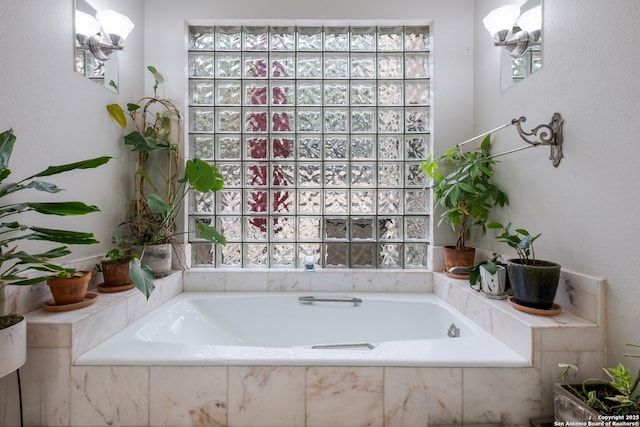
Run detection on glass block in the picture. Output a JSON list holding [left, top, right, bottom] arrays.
[[378, 81, 403, 105], [192, 135, 214, 160], [298, 217, 321, 240], [272, 164, 295, 187], [216, 108, 241, 132], [324, 82, 349, 105], [216, 81, 241, 105], [351, 217, 375, 240], [325, 243, 348, 267], [405, 53, 430, 78], [297, 109, 322, 132], [324, 54, 349, 79], [378, 163, 402, 187], [272, 243, 296, 267], [218, 163, 242, 187], [190, 81, 215, 105], [298, 190, 322, 214], [298, 244, 321, 266], [378, 190, 402, 213], [297, 54, 323, 78], [324, 190, 348, 213], [406, 136, 429, 159], [217, 190, 242, 213], [271, 54, 295, 78], [405, 80, 430, 105], [219, 216, 242, 241], [217, 136, 241, 159], [243, 54, 268, 78], [351, 163, 375, 187], [405, 108, 430, 133], [351, 109, 375, 133], [324, 27, 349, 51], [271, 83, 294, 105], [272, 217, 296, 240], [215, 26, 241, 50], [351, 27, 376, 51], [246, 190, 268, 213], [378, 136, 402, 160], [190, 26, 215, 50], [188, 52, 214, 77], [378, 217, 402, 240], [324, 109, 348, 133], [351, 190, 375, 214], [272, 137, 294, 159], [245, 83, 268, 105], [351, 54, 376, 78], [298, 137, 321, 159], [324, 163, 348, 187], [245, 110, 268, 132], [325, 218, 348, 239], [379, 243, 402, 268], [405, 190, 429, 214], [405, 243, 428, 268], [243, 26, 268, 50], [324, 137, 348, 159], [297, 27, 323, 51], [405, 162, 426, 187], [378, 109, 402, 133], [297, 81, 322, 105], [246, 217, 268, 240], [405, 216, 428, 240], [378, 54, 403, 78], [271, 110, 294, 132], [270, 27, 295, 51], [246, 243, 269, 267], [351, 136, 375, 159], [192, 242, 214, 266], [405, 26, 430, 51], [191, 108, 215, 132], [351, 82, 376, 105], [246, 164, 268, 187], [219, 243, 242, 267], [378, 27, 403, 51], [351, 244, 376, 268], [216, 54, 242, 78], [273, 190, 295, 213], [245, 137, 267, 159], [298, 163, 322, 187]]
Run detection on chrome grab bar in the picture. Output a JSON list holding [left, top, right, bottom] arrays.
[[311, 343, 375, 350], [298, 296, 362, 306]]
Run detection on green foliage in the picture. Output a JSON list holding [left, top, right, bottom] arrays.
[[468, 259, 498, 286], [487, 222, 541, 264], [0, 129, 110, 285], [421, 135, 508, 250]]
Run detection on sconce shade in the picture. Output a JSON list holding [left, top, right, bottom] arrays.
[[75, 11, 101, 37], [483, 5, 521, 41], [516, 5, 541, 32], [75, 9, 134, 62], [96, 10, 135, 42]]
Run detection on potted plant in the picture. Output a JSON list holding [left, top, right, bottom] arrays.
[[469, 254, 508, 298], [95, 244, 133, 292], [556, 344, 640, 420], [421, 135, 509, 277], [487, 222, 560, 310], [45, 268, 92, 306], [0, 128, 109, 372], [107, 66, 226, 298]]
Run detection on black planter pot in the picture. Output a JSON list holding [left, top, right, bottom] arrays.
[[506, 258, 561, 310]]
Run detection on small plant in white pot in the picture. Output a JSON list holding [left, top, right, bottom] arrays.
[[468, 255, 508, 299]]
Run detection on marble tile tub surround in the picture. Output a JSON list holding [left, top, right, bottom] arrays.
[[2, 267, 606, 426]]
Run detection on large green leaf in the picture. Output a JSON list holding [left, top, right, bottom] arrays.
[[29, 227, 99, 245], [129, 257, 156, 299], [146, 194, 170, 214], [196, 222, 226, 245], [27, 202, 100, 216], [26, 180, 63, 194], [0, 129, 16, 175], [106, 104, 127, 128], [28, 156, 112, 179], [185, 158, 224, 193]]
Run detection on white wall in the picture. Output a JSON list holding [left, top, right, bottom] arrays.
[[0, 0, 144, 280], [472, 0, 640, 367]]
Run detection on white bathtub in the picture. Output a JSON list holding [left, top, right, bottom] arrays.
[[75, 292, 528, 367]]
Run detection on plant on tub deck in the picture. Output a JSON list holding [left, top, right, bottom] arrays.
[[107, 66, 226, 298], [421, 135, 508, 274]]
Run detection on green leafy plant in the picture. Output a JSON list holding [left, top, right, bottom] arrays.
[[468, 255, 500, 286], [487, 222, 541, 265], [0, 129, 110, 286], [421, 135, 508, 250]]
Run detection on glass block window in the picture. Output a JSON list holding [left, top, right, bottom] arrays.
[[188, 25, 431, 268]]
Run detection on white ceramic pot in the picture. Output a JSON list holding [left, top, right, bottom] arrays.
[[480, 264, 507, 297], [132, 243, 172, 277], [0, 316, 27, 378]]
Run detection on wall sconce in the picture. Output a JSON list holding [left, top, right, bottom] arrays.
[[75, 9, 134, 61], [456, 113, 564, 167], [483, 3, 542, 58]]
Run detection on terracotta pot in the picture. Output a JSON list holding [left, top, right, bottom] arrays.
[[100, 259, 132, 287], [443, 246, 476, 278], [47, 271, 91, 305]]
